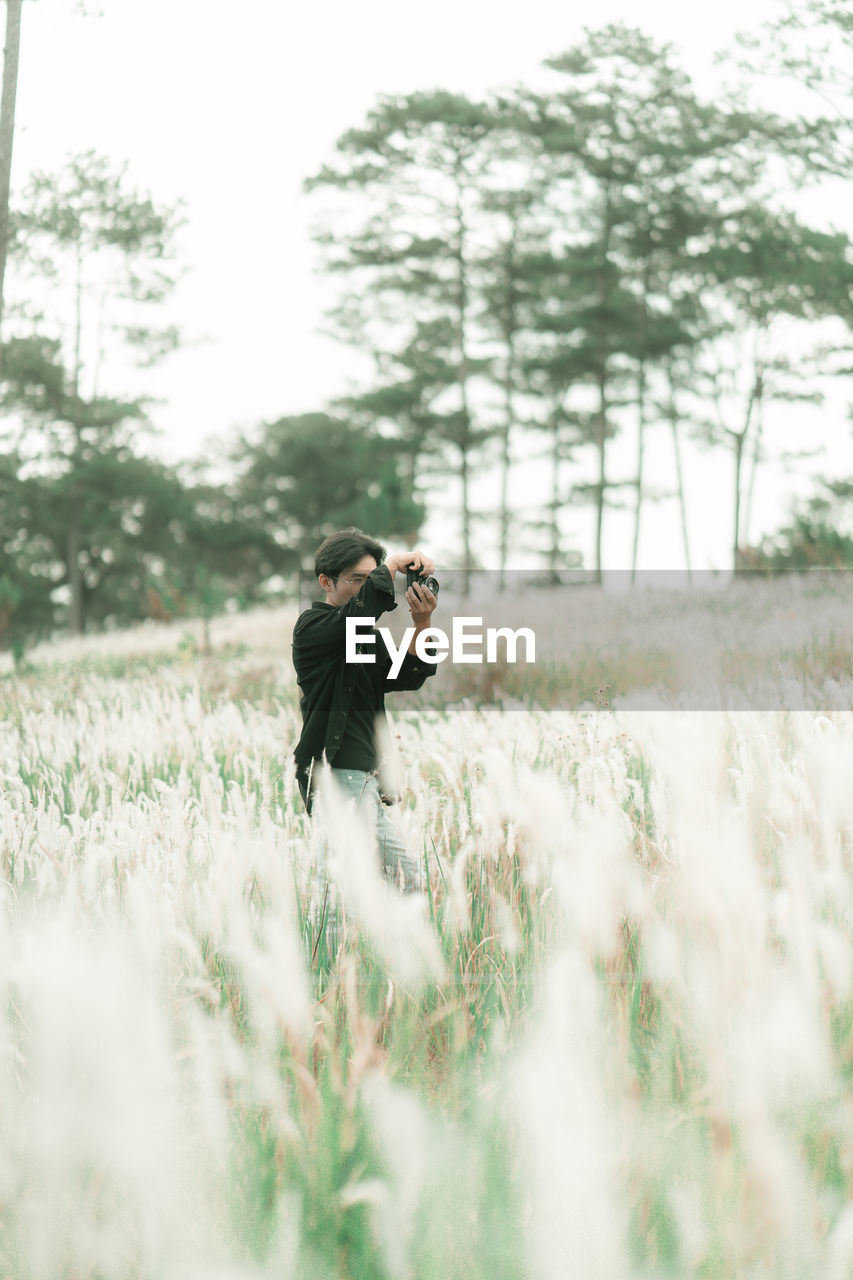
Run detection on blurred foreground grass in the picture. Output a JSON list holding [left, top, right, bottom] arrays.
[[0, 585, 851, 1277]]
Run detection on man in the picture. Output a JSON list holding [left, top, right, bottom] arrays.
[[292, 527, 438, 893]]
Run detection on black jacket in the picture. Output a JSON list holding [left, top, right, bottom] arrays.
[[291, 564, 436, 810]]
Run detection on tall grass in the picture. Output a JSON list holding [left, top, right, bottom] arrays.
[[0, 599, 851, 1277]]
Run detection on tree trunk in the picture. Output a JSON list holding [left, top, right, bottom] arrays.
[[733, 375, 759, 570], [593, 184, 614, 586], [594, 369, 607, 585], [68, 493, 84, 634], [0, 0, 23, 346], [733, 433, 745, 570], [453, 169, 473, 592], [67, 238, 87, 632], [545, 386, 573, 584], [548, 402, 561, 584], [631, 250, 653, 582], [497, 333, 514, 593], [497, 230, 518, 593], [630, 354, 647, 582], [666, 366, 692, 580], [73, 238, 84, 397], [742, 367, 765, 548]]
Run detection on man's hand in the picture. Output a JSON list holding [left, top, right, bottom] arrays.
[[385, 549, 435, 579], [405, 581, 437, 629]]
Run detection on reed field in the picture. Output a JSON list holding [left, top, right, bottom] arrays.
[[0, 580, 852, 1279]]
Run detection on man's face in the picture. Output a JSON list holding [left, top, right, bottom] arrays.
[[319, 554, 378, 607]]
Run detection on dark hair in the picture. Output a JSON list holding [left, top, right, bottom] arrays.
[[314, 528, 386, 579]]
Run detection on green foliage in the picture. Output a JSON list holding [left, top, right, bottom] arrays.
[[734, 0, 853, 123], [748, 493, 853, 569], [307, 90, 509, 573], [304, 22, 853, 579], [0, 433, 289, 643], [0, 152, 192, 636], [698, 205, 853, 325], [233, 412, 425, 565], [4, 21, 853, 657], [12, 149, 184, 351], [0, 445, 58, 651]]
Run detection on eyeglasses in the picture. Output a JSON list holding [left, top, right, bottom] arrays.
[[335, 574, 368, 587]]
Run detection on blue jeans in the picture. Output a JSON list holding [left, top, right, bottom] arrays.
[[320, 767, 423, 895]]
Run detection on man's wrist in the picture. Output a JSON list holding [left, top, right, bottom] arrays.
[[407, 616, 435, 654]]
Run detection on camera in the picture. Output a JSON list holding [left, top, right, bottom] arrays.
[[406, 563, 439, 595]]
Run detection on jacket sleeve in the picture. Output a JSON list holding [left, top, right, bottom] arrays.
[[383, 648, 439, 692], [293, 565, 397, 666]]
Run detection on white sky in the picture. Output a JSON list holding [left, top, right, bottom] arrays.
[[9, 0, 852, 571]]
